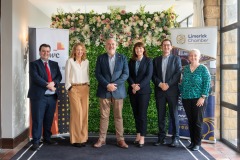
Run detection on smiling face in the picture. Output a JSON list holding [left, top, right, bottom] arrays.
[[188, 49, 201, 64], [135, 46, 144, 59], [161, 40, 172, 56], [39, 46, 51, 61], [75, 45, 84, 59], [105, 38, 117, 56]]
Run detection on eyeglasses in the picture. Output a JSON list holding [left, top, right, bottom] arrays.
[[162, 44, 171, 47]]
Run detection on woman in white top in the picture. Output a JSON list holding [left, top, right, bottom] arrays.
[[65, 43, 90, 147]]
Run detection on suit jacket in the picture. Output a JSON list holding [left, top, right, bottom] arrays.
[[28, 59, 62, 99], [95, 53, 129, 99], [127, 56, 153, 95], [152, 54, 181, 97]]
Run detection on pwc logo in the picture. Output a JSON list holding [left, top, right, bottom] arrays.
[[53, 42, 65, 51], [50, 42, 65, 58]]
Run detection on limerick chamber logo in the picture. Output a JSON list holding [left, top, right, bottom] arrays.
[[176, 34, 186, 44], [53, 42, 65, 51]]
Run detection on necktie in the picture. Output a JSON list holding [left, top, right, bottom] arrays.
[[44, 62, 52, 82]]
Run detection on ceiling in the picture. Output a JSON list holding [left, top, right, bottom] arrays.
[[28, 0, 194, 22]]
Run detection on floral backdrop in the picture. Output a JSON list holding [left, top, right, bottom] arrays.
[[51, 6, 179, 134]]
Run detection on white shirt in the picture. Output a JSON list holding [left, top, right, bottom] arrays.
[[65, 58, 90, 90]]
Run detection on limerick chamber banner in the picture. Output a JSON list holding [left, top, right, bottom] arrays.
[[28, 28, 69, 136], [169, 27, 217, 143]]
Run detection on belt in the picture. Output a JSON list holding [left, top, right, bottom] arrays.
[[71, 83, 88, 86], [44, 94, 56, 97]]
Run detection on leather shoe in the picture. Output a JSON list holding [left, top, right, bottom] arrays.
[[72, 143, 82, 147], [137, 143, 144, 148], [153, 138, 167, 146], [117, 140, 128, 149], [80, 142, 86, 147], [43, 139, 58, 145], [31, 143, 39, 151], [133, 140, 139, 144], [191, 145, 200, 151], [187, 143, 194, 149], [169, 139, 180, 147], [93, 140, 106, 148]]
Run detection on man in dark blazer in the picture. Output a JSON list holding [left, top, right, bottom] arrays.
[[28, 44, 62, 151], [94, 38, 129, 149], [152, 39, 182, 147]]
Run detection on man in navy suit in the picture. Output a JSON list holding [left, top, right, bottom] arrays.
[[28, 44, 62, 151], [94, 38, 129, 149], [152, 39, 182, 147]]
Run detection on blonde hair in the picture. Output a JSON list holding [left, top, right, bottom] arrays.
[[70, 43, 87, 60]]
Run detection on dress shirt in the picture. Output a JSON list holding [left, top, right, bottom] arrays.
[[108, 54, 116, 75], [41, 59, 55, 95], [161, 55, 170, 83], [135, 56, 143, 75], [65, 58, 90, 90]]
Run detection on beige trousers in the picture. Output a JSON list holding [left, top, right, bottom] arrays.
[[68, 85, 89, 144], [99, 98, 124, 142]]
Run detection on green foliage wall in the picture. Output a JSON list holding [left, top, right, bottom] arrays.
[[51, 7, 178, 134]]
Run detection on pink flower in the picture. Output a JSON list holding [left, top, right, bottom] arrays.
[[120, 10, 126, 15]]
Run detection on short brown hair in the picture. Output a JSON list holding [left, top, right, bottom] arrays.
[[161, 38, 172, 46], [39, 44, 51, 51]]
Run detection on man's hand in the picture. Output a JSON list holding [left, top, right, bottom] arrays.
[[107, 83, 117, 92], [46, 82, 56, 91], [159, 83, 169, 91]]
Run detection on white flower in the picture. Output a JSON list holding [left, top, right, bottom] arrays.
[[138, 20, 143, 26], [101, 15, 105, 19], [147, 18, 151, 22], [160, 13, 165, 18], [159, 27, 163, 32]]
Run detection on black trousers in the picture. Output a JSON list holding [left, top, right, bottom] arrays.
[[155, 94, 179, 140], [182, 98, 207, 145], [129, 93, 150, 136]]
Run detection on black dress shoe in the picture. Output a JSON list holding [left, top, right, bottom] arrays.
[[43, 139, 58, 145], [80, 142, 86, 147], [191, 145, 200, 151], [153, 138, 167, 146], [187, 143, 194, 149], [169, 139, 180, 147], [133, 140, 139, 144], [73, 143, 82, 147], [31, 143, 39, 151], [138, 143, 144, 148]]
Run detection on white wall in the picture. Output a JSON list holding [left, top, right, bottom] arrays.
[[28, 2, 51, 28], [1, 0, 52, 138]]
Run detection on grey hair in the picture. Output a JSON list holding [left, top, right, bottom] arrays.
[[189, 49, 201, 57]]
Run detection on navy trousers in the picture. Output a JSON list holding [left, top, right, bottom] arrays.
[[129, 93, 150, 136], [31, 94, 57, 144]]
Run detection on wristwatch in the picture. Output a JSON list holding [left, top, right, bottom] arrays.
[[201, 95, 206, 99]]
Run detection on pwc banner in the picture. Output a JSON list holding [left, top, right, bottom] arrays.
[[29, 28, 69, 82], [169, 27, 217, 143], [28, 28, 69, 136]]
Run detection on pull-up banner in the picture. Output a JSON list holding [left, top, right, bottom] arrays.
[[169, 27, 217, 143], [28, 28, 69, 136]]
